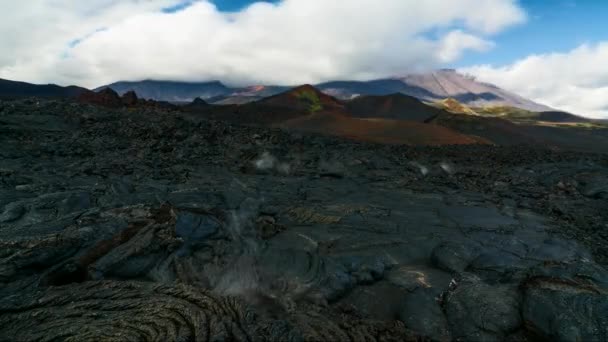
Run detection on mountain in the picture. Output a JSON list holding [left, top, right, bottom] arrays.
[[180, 85, 337, 126], [96, 69, 553, 112], [95, 70, 556, 113], [318, 69, 552, 112], [257, 84, 345, 113], [96, 80, 231, 102], [0, 78, 88, 99], [317, 79, 437, 99]]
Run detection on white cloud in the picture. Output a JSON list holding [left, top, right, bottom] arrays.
[[0, 0, 526, 88], [461, 42, 608, 119], [438, 30, 494, 63]]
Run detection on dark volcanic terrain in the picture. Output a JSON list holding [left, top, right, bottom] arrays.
[[1, 98, 608, 341]]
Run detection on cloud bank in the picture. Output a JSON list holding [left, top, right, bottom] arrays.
[[0, 0, 525, 88], [462, 42, 608, 119]]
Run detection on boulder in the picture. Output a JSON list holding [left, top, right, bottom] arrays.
[[445, 275, 522, 342]]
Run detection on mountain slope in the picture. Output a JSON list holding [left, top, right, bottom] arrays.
[[396, 69, 552, 111], [428, 112, 608, 153], [257, 84, 345, 113], [346, 93, 444, 122], [232, 85, 290, 97], [318, 69, 552, 112], [281, 111, 487, 145], [536, 111, 591, 123], [434, 98, 593, 124], [0, 78, 88, 99], [316, 79, 437, 99]]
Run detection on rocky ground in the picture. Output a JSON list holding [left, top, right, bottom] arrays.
[[1, 98, 607, 341]]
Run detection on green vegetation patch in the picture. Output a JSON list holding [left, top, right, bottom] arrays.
[[473, 106, 537, 119], [296, 90, 323, 113]]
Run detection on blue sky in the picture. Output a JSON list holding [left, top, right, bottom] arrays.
[[455, 0, 608, 67], [209, 0, 278, 11], [164, 0, 278, 13]]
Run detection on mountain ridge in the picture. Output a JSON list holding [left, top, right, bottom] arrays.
[[0, 71, 566, 116], [94, 70, 553, 113], [0, 78, 88, 99]]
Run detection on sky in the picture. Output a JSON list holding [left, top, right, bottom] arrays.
[[0, 0, 607, 118]]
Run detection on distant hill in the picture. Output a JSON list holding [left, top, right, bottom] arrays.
[[96, 80, 231, 102], [257, 84, 345, 113], [180, 85, 337, 126], [0, 78, 88, 99], [346, 93, 444, 122]]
